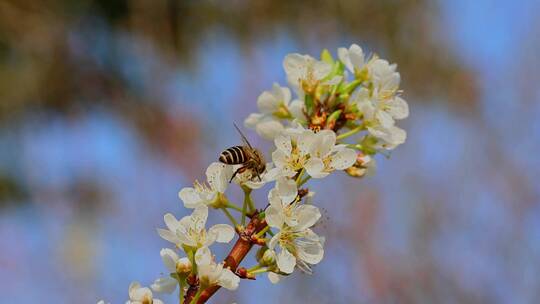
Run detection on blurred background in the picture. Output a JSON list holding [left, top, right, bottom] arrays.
[[1, 0, 539, 303]]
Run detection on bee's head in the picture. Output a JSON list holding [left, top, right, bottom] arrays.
[[253, 149, 266, 175], [257, 162, 266, 175]]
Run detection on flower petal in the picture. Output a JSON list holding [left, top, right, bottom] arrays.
[[157, 229, 179, 245], [218, 268, 240, 290], [289, 99, 305, 120], [191, 206, 208, 231], [348, 44, 365, 71], [338, 47, 353, 72], [128, 282, 141, 300], [376, 110, 395, 128], [160, 248, 179, 273], [330, 148, 357, 170], [257, 91, 280, 114], [265, 205, 284, 228], [313, 60, 332, 80], [276, 177, 297, 203], [268, 272, 283, 284], [305, 158, 327, 178], [294, 205, 321, 230], [209, 224, 235, 243], [131, 286, 152, 301], [256, 119, 284, 140], [195, 246, 212, 266], [277, 249, 296, 274], [163, 213, 180, 232], [296, 230, 325, 264], [151, 277, 177, 294], [206, 162, 231, 193], [268, 234, 280, 250], [178, 187, 203, 208], [274, 135, 292, 155], [244, 113, 262, 128], [387, 96, 409, 120], [283, 53, 308, 87]]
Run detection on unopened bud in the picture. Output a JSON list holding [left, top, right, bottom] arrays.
[[176, 257, 192, 274], [255, 246, 266, 262], [261, 249, 277, 266], [345, 165, 367, 178], [346, 153, 375, 178]]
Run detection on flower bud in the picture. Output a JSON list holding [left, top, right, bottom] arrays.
[[176, 257, 192, 274], [255, 246, 266, 262], [261, 249, 277, 266], [346, 153, 375, 178], [345, 165, 367, 178]]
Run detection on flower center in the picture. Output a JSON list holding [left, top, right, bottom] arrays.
[[142, 295, 152, 304], [277, 227, 302, 256], [194, 180, 213, 193], [286, 147, 308, 171], [187, 226, 207, 247]]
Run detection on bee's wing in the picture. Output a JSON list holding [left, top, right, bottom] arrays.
[[234, 123, 254, 149]]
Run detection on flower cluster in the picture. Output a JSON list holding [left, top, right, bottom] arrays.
[[102, 44, 408, 304], [246, 43, 408, 174]]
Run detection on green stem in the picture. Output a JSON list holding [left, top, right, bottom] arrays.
[[298, 175, 311, 187], [221, 208, 239, 227], [179, 282, 185, 304], [186, 250, 196, 276], [241, 193, 248, 226], [246, 194, 256, 213], [246, 264, 263, 273], [225, 203, 243, 212], [249, 267, 269, 275], [242, 188, 255, 220], [336, 125, 364, 141], [255, 226, 270, 238], [191, 288, 203, 304], [295, 168, 305, 185]]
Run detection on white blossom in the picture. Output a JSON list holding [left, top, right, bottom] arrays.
[[338, 44, 367, 74], [244, 83, 293, 140], [267, 271, 285, 284], [178, 162, 232, 209], [157, 206, 235, 256], [151, 248, 192, 294], [367, 124, 407, 150], [244, 114, 284, 140], [231, 162, 278, 189], [126, 282, 163, 304], [369, 58, 399, 93], [304, 130, 357, 178], [352, 87, 408, 150], [283, 53, 333, 94], [265, 178, 318, 228], [271, 125, 315, 178], [265, 181, 324, 274], [196, 247, 240, 290]]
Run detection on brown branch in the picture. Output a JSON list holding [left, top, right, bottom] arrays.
[[184, 213, 267, 304]]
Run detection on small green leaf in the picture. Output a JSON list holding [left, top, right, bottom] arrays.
[[326, 110, 342, 126], [321, 49, 334, 64], [339, 79, 362, 94], [304, 94, 315, 116]]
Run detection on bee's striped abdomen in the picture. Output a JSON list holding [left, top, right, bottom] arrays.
[[219, 146, 247, 164]]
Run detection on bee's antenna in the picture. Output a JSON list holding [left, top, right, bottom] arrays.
[[233, 123, 253, 149]]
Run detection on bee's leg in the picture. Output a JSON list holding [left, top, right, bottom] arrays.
[[229, 166, 248, 183]]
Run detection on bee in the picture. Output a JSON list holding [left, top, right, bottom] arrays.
[[219, 123, 266, 182]]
